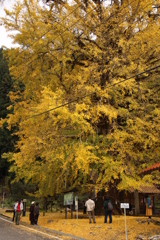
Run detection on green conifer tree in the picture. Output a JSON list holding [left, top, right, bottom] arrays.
[[0, 48, 14, 181]]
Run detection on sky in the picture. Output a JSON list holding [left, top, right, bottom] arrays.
[[0, 0, 111, 49], [0, 0, 16, 48]]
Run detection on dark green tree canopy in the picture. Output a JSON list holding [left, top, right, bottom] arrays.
[[0, 48, 14, 180], [0, 49, 13, 118]]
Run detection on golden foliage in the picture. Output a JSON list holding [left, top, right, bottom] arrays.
[[1, 209, 160, 240], [1, 0, 160, 196]]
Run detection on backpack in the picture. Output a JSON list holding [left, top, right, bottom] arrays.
[[17, 203, 21, 212], [108, 201, 113, 211]]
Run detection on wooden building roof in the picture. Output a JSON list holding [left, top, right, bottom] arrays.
[[129, 185, 160, 194], [141, 162, 160, 174], [61, 187, 78, 193]]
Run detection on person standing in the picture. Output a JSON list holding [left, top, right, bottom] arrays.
[[29, 201, 35, 225], [20, 199, 23, 216], [34, 202, 39, 225], [12, 200, 18, 222], [145, 195, 152, 224], [85, 196, 96, 223], [82, 201, 86, 214], [15, 200, 21, 225], [104, 197, 113, 225]]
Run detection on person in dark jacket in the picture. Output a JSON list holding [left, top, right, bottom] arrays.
[[82, 201, 86, 214], [12, 199, 18, 222], [104, 197, 113, 224], [29, 201, 35, 225], [34, 202, 39, 225]]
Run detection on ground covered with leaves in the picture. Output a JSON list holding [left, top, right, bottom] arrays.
[[0, 208, 160, 240]]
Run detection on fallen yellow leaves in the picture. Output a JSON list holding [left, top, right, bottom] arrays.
[[1, 209, 160, 240]]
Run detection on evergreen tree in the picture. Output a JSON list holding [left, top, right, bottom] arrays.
[[0, 48, 14, 181]]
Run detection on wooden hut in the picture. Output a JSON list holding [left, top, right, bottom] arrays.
[[94, 161, 160, 217], [94, 185, 160, 216]]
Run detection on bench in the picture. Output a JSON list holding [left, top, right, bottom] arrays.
[[5, 209, 14, 212]]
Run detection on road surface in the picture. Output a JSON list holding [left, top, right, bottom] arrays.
[[0, 216, 64, 240]]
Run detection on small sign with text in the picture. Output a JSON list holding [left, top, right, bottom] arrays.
[[120, 203, 129, 209]]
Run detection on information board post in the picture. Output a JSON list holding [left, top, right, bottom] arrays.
[[120, 203, 129, 240], [65, 207, 67, 219], [75, 196, 78, 219], [70, 204, 73, 219], [64, 192, 73, 219]]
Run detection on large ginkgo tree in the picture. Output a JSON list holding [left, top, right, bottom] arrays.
[[1, 0, 160, 197]]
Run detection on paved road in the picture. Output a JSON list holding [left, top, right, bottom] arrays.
[[0, 216, 63, 240]]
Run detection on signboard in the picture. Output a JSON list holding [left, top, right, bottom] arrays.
[[75, 196, 78, 210], [120, 203, 129, 240], [64, 192, 73, 205], [120, 203, 129, 209]]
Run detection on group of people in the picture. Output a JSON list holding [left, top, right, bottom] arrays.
[[12, 199, 23, 225], [12, 195, 152, 227], [29, 201, 39, 225], [85, 195, 152, 225], [12, 199, 39, 225], [85, 196, 113, 225]]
